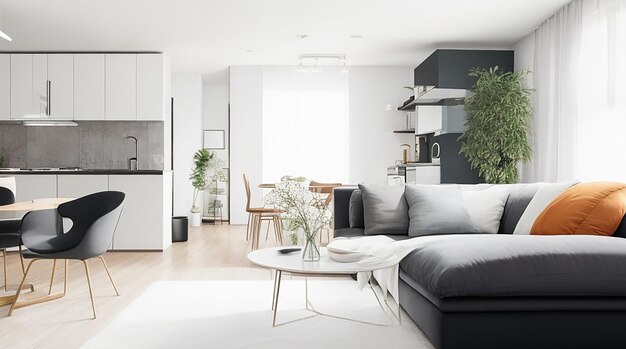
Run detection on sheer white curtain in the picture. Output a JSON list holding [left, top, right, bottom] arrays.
[[532, 0, 583, 182], [577, 0, 626, 182], [532, 0, 626, 182], [262, 67, 349, 183]]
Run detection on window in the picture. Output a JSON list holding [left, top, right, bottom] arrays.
[[262, 67, 349, 183]]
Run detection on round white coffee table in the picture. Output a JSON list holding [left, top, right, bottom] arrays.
[[248, 246, 400, 327]]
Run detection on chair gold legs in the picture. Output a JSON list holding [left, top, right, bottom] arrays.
[[82, 260, 97, 319], [2, 249, 7, 292], [98, 256, 120, 296], [48, 259, 57, 295], [9, 259, 68, 316], [1, 248, 34, 295], [8, 256, 118, 318]]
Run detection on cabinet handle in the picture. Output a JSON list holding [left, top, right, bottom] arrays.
[[47, 80, 51, 116]]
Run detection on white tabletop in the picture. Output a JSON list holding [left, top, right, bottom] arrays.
[[248, 247, 395, 275]]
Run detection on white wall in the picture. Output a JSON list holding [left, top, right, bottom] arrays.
[[348, 67, 414, 185], [203, 84, 230, 219], [513, 32, 535, 182], [230, 66, 264, 224], [172, 74, 203, 216]]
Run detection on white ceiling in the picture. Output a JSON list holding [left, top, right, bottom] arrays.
[[0, 0, 570, 84]]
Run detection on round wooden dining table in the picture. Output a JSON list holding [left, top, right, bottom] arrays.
[[0, 198, 74, 213]]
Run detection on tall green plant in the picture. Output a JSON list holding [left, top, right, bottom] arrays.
[[459, 67, 533, 184], [189, 148, 224, 213]]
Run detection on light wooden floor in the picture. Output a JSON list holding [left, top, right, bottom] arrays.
[[0, 223, 292, 349]]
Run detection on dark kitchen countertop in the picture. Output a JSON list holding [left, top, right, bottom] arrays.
[[0, 169, 165, 175]]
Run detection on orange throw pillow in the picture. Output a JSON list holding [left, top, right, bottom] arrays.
[[531, 182, 626, 236]]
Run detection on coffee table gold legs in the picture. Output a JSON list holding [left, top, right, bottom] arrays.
[[272, 270, 282, 326], [269, 273, 400, 327]]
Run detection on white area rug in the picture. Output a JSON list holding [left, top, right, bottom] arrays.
[[81, 280, 434, 349]]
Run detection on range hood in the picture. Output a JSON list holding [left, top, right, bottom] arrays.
[[410, 49, 514, 106], [22, 120, 78, 127]]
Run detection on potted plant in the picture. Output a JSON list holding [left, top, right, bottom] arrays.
[[459, 67, 533, 184], [189, 148, 224, 226]]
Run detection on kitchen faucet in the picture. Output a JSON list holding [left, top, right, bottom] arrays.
[[125, 136, 138, 171]]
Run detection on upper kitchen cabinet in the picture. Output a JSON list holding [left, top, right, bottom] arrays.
[[32, 54, 48, 118], [0, 54, 9, 120], [137, 54, 167, 120], [3, 52, 168, 121], [74, 54, 105, 120], [47, 54, 74, 119], [10, 54, 73, 120], [10, 54, 35, 119], [105, 54, 137, 120]]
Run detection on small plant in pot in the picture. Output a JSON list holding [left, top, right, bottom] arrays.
[[189, 148, 224, 227]]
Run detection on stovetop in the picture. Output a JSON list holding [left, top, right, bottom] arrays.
[[0, 167, 83, 172]]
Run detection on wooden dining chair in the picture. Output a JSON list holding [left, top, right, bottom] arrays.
[[243, 174, 283, 250], [309, 181, 342, 245]]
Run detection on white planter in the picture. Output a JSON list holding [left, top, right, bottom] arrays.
[[189, 212, 202, 227]]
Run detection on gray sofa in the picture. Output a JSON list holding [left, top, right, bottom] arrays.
[[334, 184, 626, 349]]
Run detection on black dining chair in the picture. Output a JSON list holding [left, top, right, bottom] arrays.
[[8, 191, 126, 319], [0, 181, 33, 301]]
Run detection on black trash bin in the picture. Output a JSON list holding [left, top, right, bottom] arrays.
[[172, 216, 189, 242]]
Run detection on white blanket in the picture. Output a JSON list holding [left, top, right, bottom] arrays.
[[327, 235, 460, 301]]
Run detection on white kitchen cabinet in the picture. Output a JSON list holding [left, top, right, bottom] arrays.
[[415, 106, 442, 135], [105, 54, 137, 120], [32, 54, 48, 118], [109, 174, 170, 250], [13, 175, 57, 202], [57, 175, 108, 198], [0, 54, 9, 120], [74, 54, 105, 120], [137, 54, 165, 120], [10, 54, 34, 119], [47, 54, 74, 119], [414, 166, 441, 185]]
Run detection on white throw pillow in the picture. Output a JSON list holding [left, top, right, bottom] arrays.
[[512, 181, 578, 235], [461, 185, 511, 234]]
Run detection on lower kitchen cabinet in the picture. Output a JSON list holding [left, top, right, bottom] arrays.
[[109, 174, 172, 250], [57, 174, 108, 198], [13, 175, 57, 202], [11, 173, 171, 251], [415, 166, 441, 184]]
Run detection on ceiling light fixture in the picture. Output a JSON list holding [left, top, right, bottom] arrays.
[[0, 29, 11, 42], [296, 54, 347, 73], [297, 34, 309, 39], [297, 59, 308, 73], [0, 8, 11, 41], [340, 57, 349, 74], [349, 35, 364, 39], [311, 58, 322, 73]]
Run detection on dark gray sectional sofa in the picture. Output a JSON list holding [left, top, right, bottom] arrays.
[[334, 184, 626, 349]]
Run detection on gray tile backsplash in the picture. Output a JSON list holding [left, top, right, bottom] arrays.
[[0, 121, 164, 170]]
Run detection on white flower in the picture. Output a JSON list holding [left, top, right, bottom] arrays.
[[263, 179, 332, 238]]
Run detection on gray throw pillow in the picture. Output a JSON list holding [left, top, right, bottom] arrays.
[[405, 185, 476, 237], [359, 184, 409, 235], [349, 189, 365, 228]]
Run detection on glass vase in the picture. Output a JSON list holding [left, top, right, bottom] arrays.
[[301, 229, 321, 262]]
